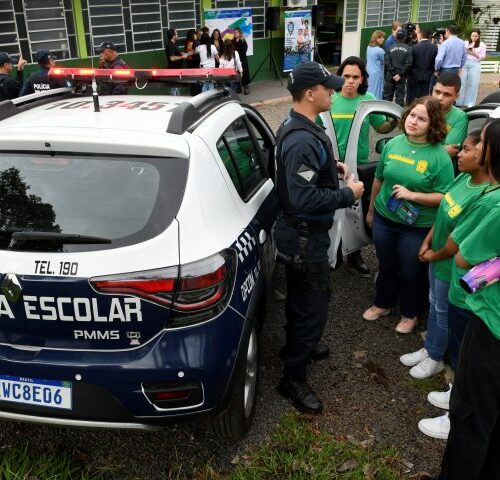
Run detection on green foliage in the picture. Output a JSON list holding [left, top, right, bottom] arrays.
[[229, 412, 407, 479], [406, 375, 446, 395]]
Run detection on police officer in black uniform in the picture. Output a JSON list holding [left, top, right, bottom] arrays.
[[383, 30, 413, 106], [0, 52, 27, 101], [275, 61, 364, 413], [19, 50, 66, 96], [96, 41, 128, 95]]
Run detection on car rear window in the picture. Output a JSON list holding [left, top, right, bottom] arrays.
[[0, 153, 188, 252]]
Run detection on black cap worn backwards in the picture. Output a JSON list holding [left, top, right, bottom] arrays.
[[0, 52, 15, 66], [96, 41, 117, 52], [36, 50, 55, 64], [287, 61, 344, 93]]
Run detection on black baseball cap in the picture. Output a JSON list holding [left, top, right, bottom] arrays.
[[287, 61, 344, 92], [96, 41, 117, 52], [0, 52, 15, 66], [36, 50, 56, 64], [396, 29, 405, 39]]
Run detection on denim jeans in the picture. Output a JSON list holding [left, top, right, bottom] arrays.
[[372, 212, 430, 318], [448, 302, 473, 371], [457, 60, 481, 107], [424, 265, 450, 361], [169, 87, 181, 96], [202, 83, 214, 92]]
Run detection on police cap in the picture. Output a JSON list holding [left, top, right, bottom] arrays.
[[0, 52, 15, 66], [36, 50, 56, 64], [96, 41, 117, 52], [287, 61, 344, 93], [396, 29, 405, 39]]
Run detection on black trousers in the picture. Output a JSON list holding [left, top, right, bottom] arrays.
[[406, 76, 432, 105], [439, 314, 500, 480], [383, 75, 406, 106], [283, 260, 330, 382]]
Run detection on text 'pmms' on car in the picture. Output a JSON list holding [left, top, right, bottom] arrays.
[[0, 68, 279, 438]]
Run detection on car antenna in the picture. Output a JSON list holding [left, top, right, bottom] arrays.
[[90, 35, 100, 112]]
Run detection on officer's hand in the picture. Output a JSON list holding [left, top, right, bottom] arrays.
[[336, 161, 349, 179], [17, 55, 27, 71], [346, 174, 364, 200]]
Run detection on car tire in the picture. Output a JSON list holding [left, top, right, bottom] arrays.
[[210, 325, 259, 438]]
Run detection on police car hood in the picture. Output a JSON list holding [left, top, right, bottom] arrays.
[[0, 95, 190, 158]]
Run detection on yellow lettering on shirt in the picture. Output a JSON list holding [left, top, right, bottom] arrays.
[[446, 123, 451, 133], [448, 204, 462, 218], [416, 160, 428, 173], [331, 113, 355, 119], [444, 192, 456, 207], [388, 153, 415, 165]]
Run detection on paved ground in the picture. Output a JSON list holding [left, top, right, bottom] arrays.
[[0, 77, 498, 479]]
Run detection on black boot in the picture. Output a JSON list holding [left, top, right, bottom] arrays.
[[347, 250, 370, 275], [243, 85, 250, 95], [277, 378, 322, 413], [279, 342, 329, 362]]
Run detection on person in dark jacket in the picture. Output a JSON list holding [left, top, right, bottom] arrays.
[[233, 27, 250, 94], [383, 30, 412, 106], [19, 50, 66, 96], [275, 61, 364, 413], [97, 41, 128, 95], [0, 52, 27, 101], [407, 28, 438, 104]]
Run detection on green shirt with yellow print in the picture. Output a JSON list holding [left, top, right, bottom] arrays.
[[444, 106, 468, 146], [374, 134, 455, 228], [431, 173, 489, 282]]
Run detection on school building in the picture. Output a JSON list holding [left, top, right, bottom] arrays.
[[0, 0, 470, 82]]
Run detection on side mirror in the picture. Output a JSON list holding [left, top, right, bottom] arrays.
[[375, 137, 391, 154]]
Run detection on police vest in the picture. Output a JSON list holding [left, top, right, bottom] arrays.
[[275, 117, 338, 217]]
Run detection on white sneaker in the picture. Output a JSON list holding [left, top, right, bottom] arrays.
[[418, 412, 450, 439], [400, 348, 428, 367], [428, 384, 452, 410], [410, 357, 444, 379]]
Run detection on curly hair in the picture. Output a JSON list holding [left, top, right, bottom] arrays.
[[398, 96, 447, 145], [337, 56, 369, 95], [480, 118, 500, 183]]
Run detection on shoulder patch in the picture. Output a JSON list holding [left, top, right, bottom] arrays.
[[297, 164, 316, 182]]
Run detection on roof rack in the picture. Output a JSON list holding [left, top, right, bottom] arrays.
[[0, 88, 74, 123]]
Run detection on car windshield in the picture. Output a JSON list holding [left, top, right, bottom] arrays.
[[0, 153, 188, 252]]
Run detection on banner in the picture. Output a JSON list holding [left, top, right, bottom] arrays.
[[283, 10, 313, 72], [204, 8, 254, 56]]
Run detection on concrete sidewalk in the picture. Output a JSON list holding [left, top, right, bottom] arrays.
[[245, 71, 499, 107]]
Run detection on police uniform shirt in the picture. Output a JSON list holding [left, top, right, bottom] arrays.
[[100, 56, 128, 95], [19, 67, 66, 96], [0, 69, 23, 100]]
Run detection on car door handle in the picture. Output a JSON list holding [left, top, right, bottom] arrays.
[[258, 229, 267, 244]]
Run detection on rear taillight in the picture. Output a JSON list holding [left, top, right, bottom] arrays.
[[142, 381, 203, 409], [89, 250, 236, 327]]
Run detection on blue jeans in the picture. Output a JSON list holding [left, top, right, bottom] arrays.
[[372, 211, 430, 318], [424, 265, 450, 360], [202, 83, 214, 92], [448, 302, 473, 371], [457, 60, 481, 107], [169, 87, 181, 96]]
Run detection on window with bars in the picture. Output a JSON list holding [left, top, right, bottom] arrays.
[[345, 0, 359, 32], [365, 0, 411, 28], [212, 0, 267, 39], [418, 0, 453, 22], [0, 0, 19, 55]]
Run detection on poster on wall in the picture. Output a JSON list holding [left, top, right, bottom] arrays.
[[283, 10, 313, 72], [203, 8, 253, 56]]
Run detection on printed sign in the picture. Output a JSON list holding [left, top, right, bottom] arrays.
[[204, 8, 254, 56], [283, 10, 313, 72]]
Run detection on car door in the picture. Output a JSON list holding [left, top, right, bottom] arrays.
[[465, 104, 500, 133], [329, 100, 403, 264]]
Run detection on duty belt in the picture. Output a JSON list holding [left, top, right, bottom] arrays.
[[284, 215, 333, 233]]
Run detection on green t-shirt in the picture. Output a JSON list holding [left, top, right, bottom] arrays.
[[330, 91, 386, 163], [374, 134, 454, 227], [448, 185, 500, 309], [462, 203, 500, 339], [444, 106, 468, 146], [431, 173, 489, 282]]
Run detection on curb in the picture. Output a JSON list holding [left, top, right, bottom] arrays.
[[250, 95, 291, 108]]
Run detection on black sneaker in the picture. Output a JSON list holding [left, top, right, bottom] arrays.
[[347, 250, 370, 276], [277, 378, 323, 413], [279, 342, 330, 362]]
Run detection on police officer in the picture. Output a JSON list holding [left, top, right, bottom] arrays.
[[19, 50, 66, 96], [0, 52, 27, 101], [96, 41, 128, 95], [383, 30, 413, 106], [275, 61, 364, 413]]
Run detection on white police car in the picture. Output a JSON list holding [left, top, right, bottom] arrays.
[[0, 68, 278, 437]]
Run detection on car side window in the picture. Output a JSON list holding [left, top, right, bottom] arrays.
[[217, 117, 266, 200]]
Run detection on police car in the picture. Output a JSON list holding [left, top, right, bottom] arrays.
[[0, 68, 278, 437], [319, 97, 500, 265]]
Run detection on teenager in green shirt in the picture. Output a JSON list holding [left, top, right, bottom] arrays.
[[417, 119, 500, 442], [330, 56, 396, 274], [432, 72, 468, 164], [364, 96, 454, 334], [399, 130, 489, 380]]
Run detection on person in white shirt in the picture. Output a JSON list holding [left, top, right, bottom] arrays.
[[196, 33, 219, 91], [218, 39, 243, 94]]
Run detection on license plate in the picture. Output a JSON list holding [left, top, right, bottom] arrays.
[[0, 374, 72, 410]]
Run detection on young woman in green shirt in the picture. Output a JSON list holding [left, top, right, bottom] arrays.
[[364, 96, 454, 334], [399, 130, 489, 380]]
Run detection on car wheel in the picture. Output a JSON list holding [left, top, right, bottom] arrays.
[[210, 326, 259, 438]]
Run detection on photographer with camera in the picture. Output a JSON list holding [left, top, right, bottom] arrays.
[[0, 52, 27, 101], [383, 30, 412, 107]]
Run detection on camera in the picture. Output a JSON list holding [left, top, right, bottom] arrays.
[[401, 22, 417, 45]]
